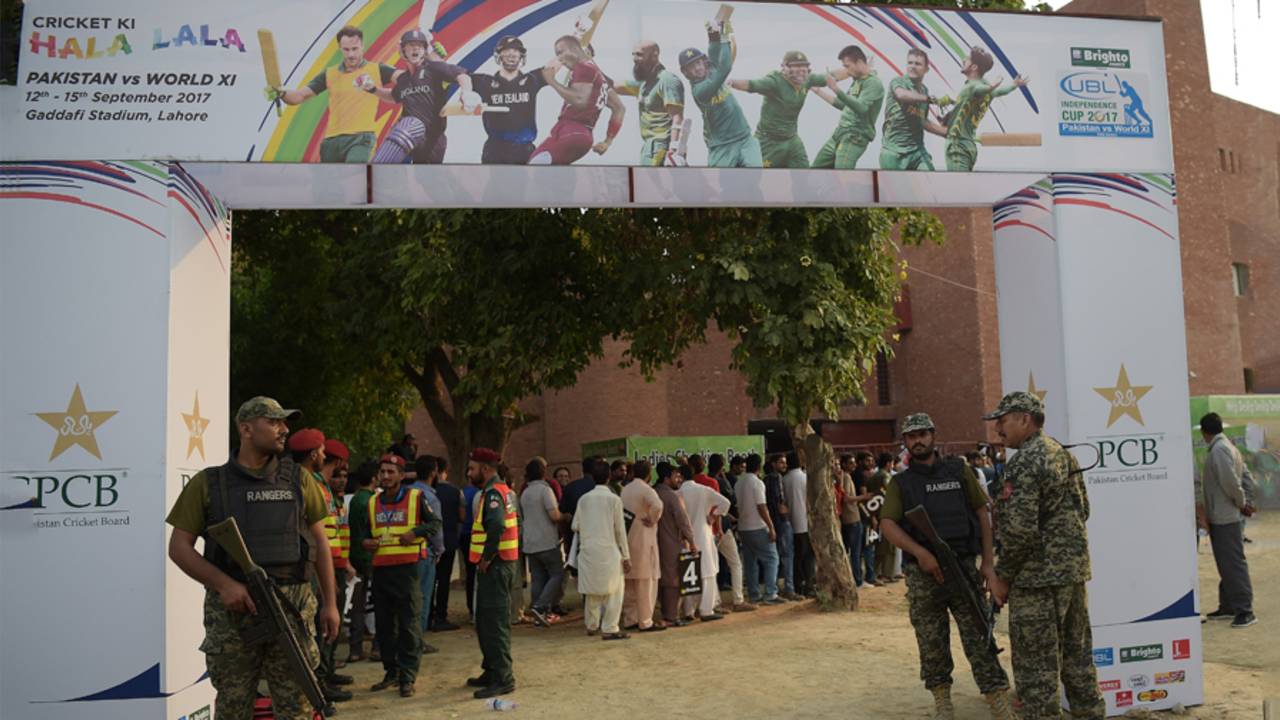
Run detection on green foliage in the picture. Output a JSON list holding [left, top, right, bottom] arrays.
[[231, 210, 414, 459], [232, 204, 942, 460], [232, 207, 671, 465], [626, 208, 943, 430], [344, 208, 658, 419]]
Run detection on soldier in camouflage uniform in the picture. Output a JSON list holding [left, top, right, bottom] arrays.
[[880, 413, 1015, 720], [984, 392, 1105, 720], [166, 397, 339, 720]]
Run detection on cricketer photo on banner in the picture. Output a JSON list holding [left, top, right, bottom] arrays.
[[5, 0, 1172, 173]]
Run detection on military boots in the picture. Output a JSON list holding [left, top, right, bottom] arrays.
[[985, 688, 1017, 720], [931, 684, 955, 720]]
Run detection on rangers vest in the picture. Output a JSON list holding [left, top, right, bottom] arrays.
[[897, 456, 981, 560], [203, 456, 313, 583]]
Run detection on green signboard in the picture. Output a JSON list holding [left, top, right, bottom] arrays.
[[581, 435, 766, 475], [1190, 395, 1280, 508]]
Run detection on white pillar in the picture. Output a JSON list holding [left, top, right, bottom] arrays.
[[0, 161, 227, 720], [993, 173, 1202, 716]]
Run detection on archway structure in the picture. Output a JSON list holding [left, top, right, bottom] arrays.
[[0, 1, 1194, 717]]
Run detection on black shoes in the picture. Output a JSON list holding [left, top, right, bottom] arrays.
[[473, 682, 515, 699], [370, 675, 398, 692], [466, 674, 493, 688], [432, 619, 461, 632], [399, 682, 415, 697], [326, 674, 354, 686], [323, 685, 353, 702], [1231, 612, 1257, 628]]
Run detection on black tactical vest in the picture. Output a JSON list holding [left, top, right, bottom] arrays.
[[203, 455, 313, 584], [897, 456, 981, 560]]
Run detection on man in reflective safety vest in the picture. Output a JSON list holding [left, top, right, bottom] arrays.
[[356, 454, 441, 699], [318, 438, 353, 692], [465, 447, 519, 699], [287, 428, 354, 704]]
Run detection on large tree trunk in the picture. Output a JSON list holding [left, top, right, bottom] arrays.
[[794, 422, 858, 611], [400, 347, 517, 487]]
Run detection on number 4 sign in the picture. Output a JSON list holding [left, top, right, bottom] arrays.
[[678, 550, 701, 596]]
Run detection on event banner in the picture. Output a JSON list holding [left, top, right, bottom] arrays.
[[0, 162, 228, 720], [4, 0, 1173, 173], [993, 173, 1202, 716]]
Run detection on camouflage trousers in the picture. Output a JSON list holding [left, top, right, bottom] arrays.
[[905, 560, 1009, 694], [200, 582, 320, 720], [1008, 582, 1105, 719]]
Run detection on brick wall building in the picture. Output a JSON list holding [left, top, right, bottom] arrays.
[[407, 0, 1279, 470]]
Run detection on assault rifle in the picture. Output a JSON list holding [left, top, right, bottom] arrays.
[[207, 517, 335, 717], [903, 505, 1001, 657]]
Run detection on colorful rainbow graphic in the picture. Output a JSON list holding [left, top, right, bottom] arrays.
[[994, 174, 1176, 243], [0, 162, 231, 272]]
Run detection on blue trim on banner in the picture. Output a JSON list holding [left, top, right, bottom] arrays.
[[32, 665, 211, 703], [1133, 589, 1197, 623], [955, 11, 1038, 114]]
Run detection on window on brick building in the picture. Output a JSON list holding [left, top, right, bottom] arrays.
[[876, 351, 891, 406], [1232, 262, 1250, 296], [1244, 368, 1256, 393], [1218, 148, 1238, 173]]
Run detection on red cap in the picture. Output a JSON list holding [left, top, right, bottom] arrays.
[[323, 439, 350, 461], [469, 447, 501, 464], [287, 428, 326, 452], [379, 453, 405, 468]]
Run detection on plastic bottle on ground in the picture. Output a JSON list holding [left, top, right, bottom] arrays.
[[485, 697, 516, 711]]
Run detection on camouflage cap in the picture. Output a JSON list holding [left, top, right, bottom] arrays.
[[900, 412, 935, 435], [782, 50, 810, 66], [982, 391, 1044, 420], [235, 396, 301, 423]]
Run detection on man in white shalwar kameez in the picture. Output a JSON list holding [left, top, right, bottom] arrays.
[[679, 477, 731, 621], [571, 463, 632, 640]]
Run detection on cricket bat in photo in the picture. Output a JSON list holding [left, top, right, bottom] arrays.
[[439, 103, 511, 116], [979, 132, 1042, 147], [715, 3, 734, 26], [676, 116, 692, 162], [258, 29, 283, 117], [577, 0, 610, 49]]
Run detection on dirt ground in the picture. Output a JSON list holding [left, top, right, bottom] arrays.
[[334, 514, 1278, 719]]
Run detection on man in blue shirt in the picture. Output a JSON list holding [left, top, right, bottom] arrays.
[[410, 457, 446, 653]]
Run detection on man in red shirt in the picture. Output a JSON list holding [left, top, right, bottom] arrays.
[[529, 35, 626, 165], [689, 454, 720, 493]]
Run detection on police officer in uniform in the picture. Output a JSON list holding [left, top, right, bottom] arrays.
[[166, 397, 339, 720], [880, 413, 1014, 720], [984, 392, 1105, 720], [318, 438, 356, 696], [285, 428, 355, 703], [465, 447, 520, 699], [356, 453, 441, 698]]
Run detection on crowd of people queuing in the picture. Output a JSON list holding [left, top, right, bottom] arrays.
[[171, 391, 1171, 719], [306, 431, 1012, 701]]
